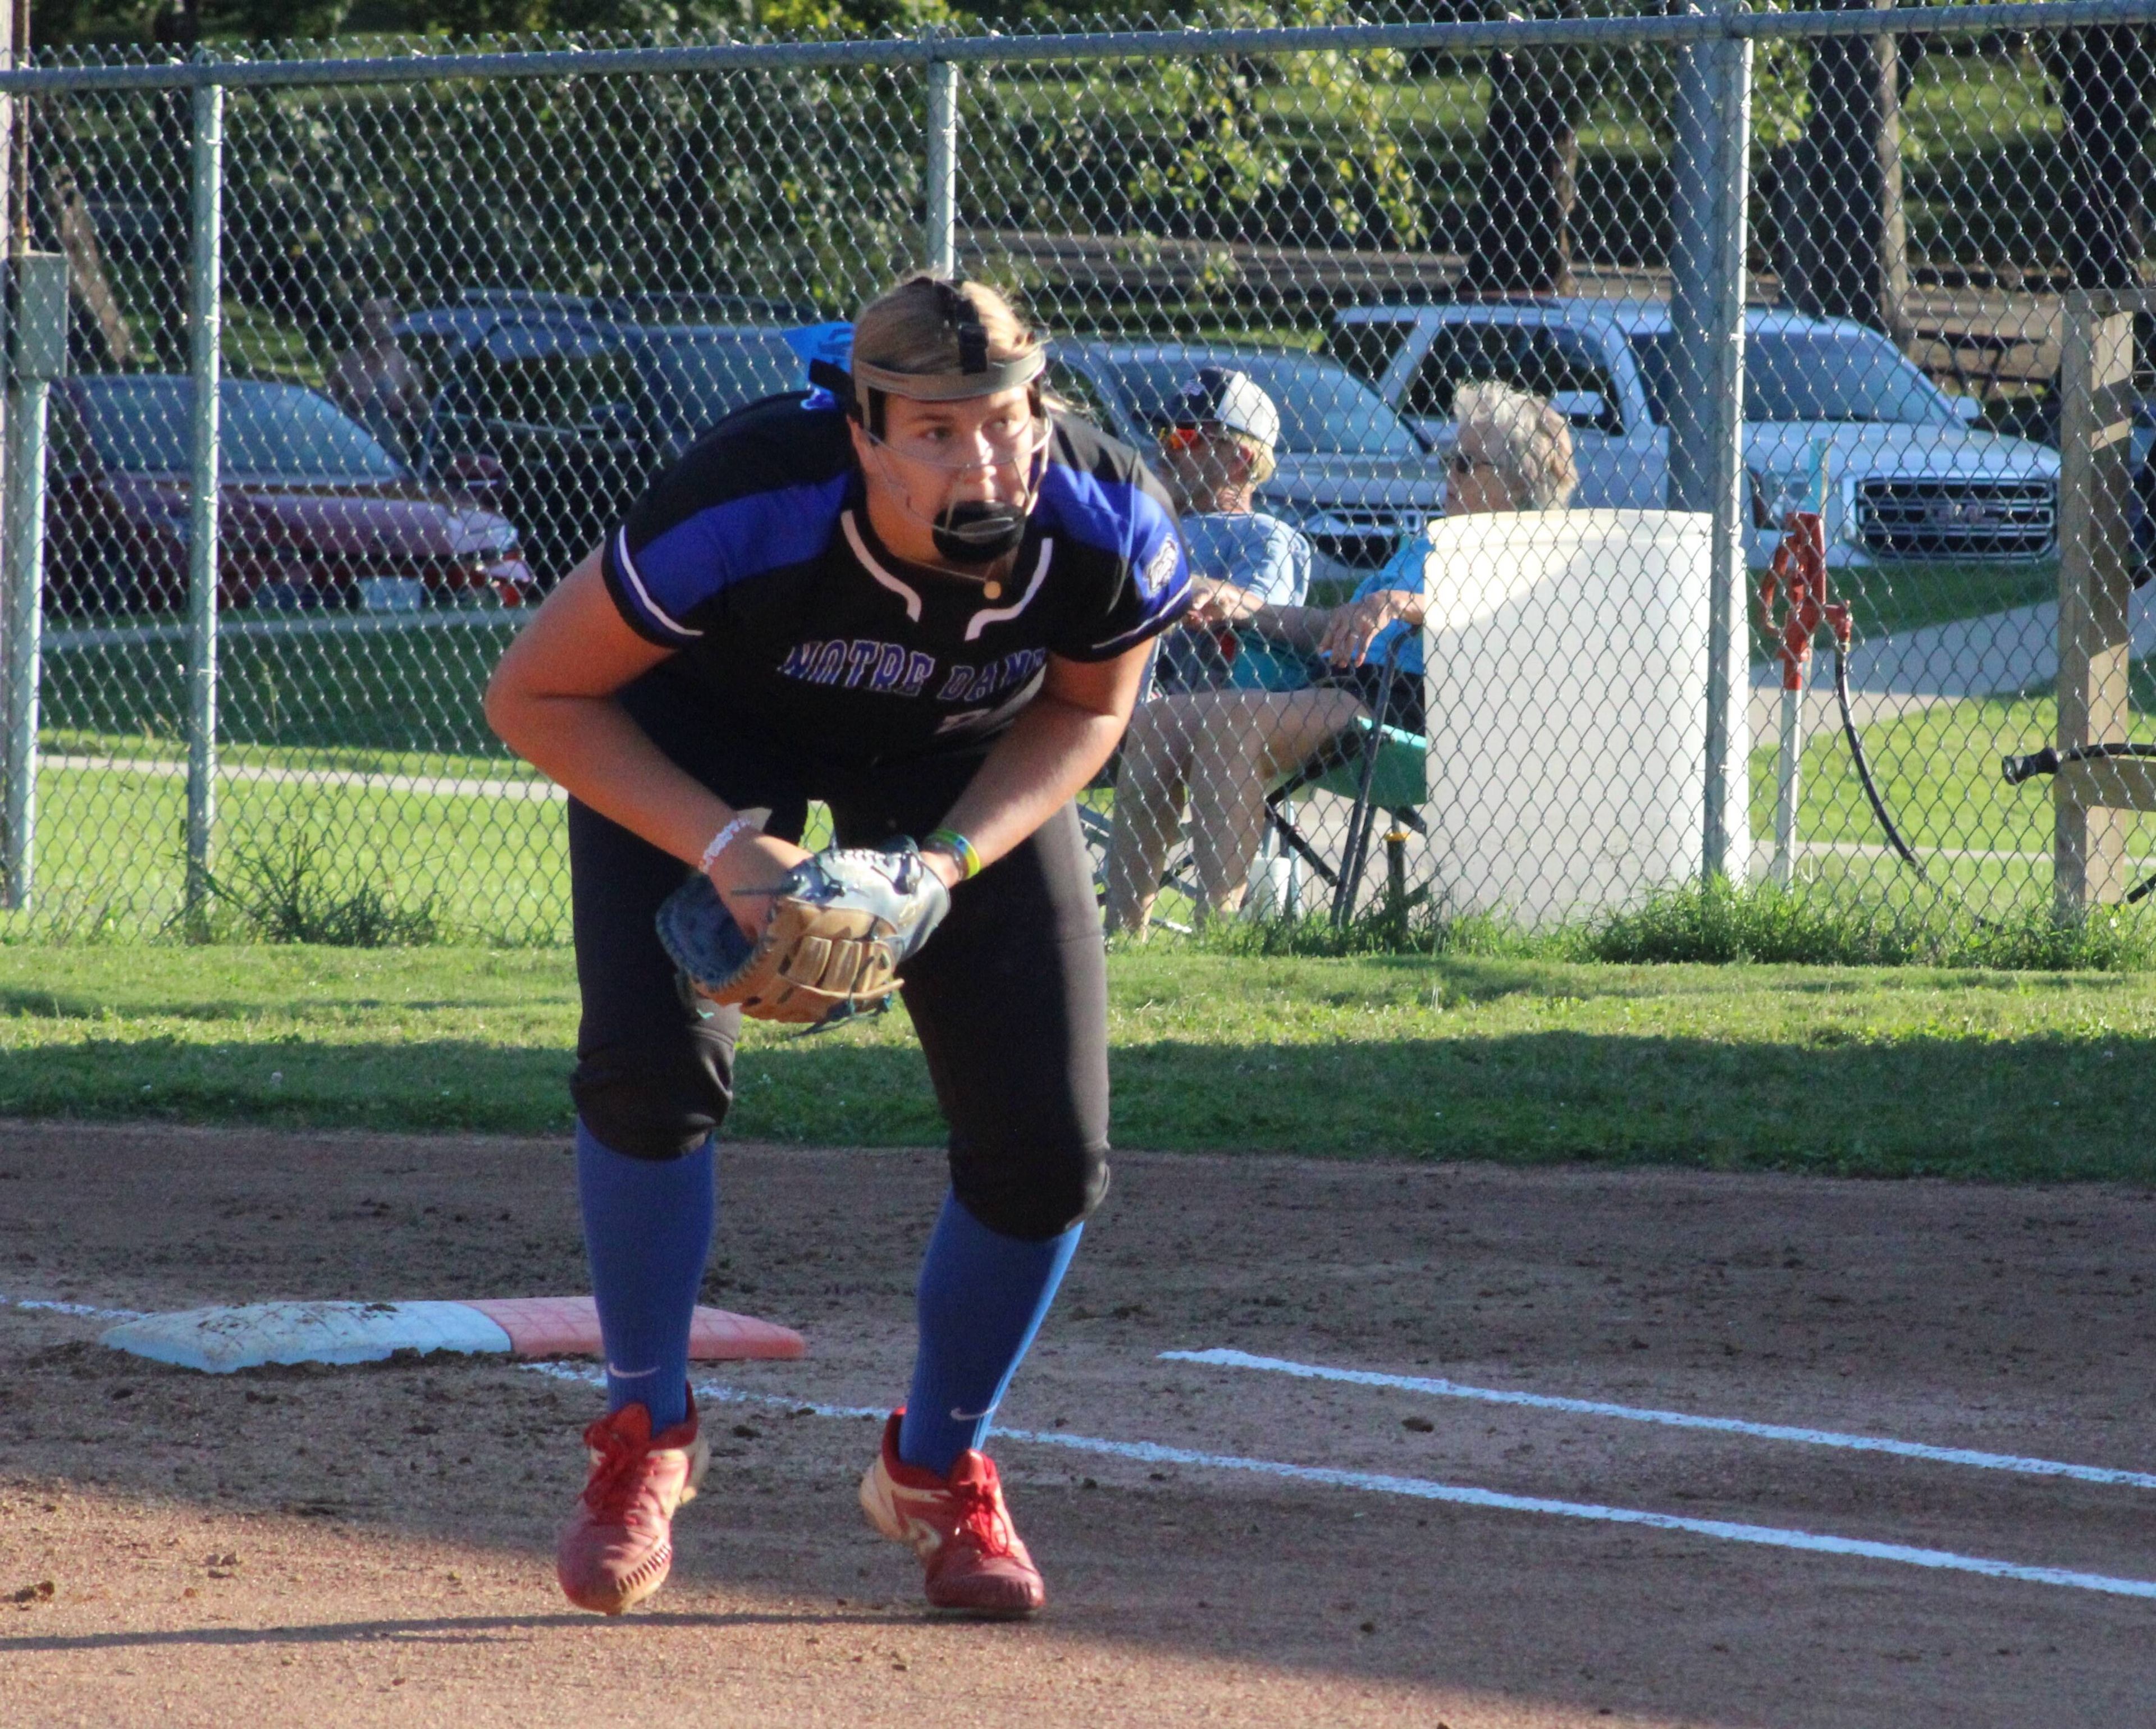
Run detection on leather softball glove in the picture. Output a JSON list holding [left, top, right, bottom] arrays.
[[655, 839, 952, 1029]]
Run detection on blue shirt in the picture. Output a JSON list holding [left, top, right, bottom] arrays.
[[1351, 533, 1429, 679], [1180, 511, 1310, 607], [602, 395, 1190, 769], [1156, 510, 1314, 692]]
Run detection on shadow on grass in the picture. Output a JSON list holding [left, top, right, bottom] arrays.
[[3, 1028, 2153, 1182]]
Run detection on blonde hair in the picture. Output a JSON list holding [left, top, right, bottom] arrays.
[[1223, 428, 1277, 487], [851, 274, 1042, 378], [1454, 380, 1578, 510]]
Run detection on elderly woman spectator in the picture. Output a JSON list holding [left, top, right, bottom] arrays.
[[1103, 380, 1577, 939]]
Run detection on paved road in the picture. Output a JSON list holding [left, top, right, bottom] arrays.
[[1752, 584, 2156, 706], [44, 752, 561, 803]]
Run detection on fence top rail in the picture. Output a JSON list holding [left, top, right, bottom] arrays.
[[2, 0, 2152, 94]]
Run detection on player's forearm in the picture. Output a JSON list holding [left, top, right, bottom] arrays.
[[1248, 602, 1327, 649], [488, 689, 734, 867], [936, 693, 1125, 869]]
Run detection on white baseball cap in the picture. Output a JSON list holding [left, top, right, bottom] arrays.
[[1163, 366, 1281, 454]]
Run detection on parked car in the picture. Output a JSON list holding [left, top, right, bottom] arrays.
[[407, 315, 648, 584], [1326, 300, 2061, 567], [1048, 340, 1446, 587], [406, 315, 802, 582], [452, 286, 819, 324], [622, 324, 803, 464], [44, 374, 533, 616]]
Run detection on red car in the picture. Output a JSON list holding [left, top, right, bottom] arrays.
[[44, 374, 535, 616]]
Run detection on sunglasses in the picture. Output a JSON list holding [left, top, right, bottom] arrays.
[[1159, 424, 1214, 453]]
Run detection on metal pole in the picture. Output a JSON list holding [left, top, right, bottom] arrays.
[[1771, 683, 1802, 888], [2, 379, 48, 908], [2, 249, 64, 912], [1698, 28, 1753, 882], [1666, 0, 1724, 516], [185, 74, 221, 916], [925, 54, 958, 277]]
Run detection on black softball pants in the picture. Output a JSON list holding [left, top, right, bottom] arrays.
[[566, 670, 1112, 1241]]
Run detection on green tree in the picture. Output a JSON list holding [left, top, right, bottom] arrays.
[[1125, 0, 1422, 249]]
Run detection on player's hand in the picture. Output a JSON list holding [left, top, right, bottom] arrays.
[[918, 848, 965, 895], [704, 829, 813, 942], [1187, 575, 1263, 626], [1319, 589, 1411, 669]]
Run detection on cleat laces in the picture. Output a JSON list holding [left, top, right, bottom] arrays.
[[581, 1420, 659, 1523], [949, 1479, 1016, 1558]]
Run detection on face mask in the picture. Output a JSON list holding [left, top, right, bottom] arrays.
[[931, 499, 1029, 565]]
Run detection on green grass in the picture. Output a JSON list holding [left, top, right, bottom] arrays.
[[42, 618, 520, 765], [0, 762, 568, 944], [4, 943, 2156, 1181], [1838, 558, 2059, 644], [1748, 683, 2156, 917]]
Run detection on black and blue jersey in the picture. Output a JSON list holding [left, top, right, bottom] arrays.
[[600, 392, 1189, 770]]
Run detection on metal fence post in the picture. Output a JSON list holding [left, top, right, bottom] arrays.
[[925, 52, 958, 277], [1666, 2, 1725, 518], [1696, 21, 1753, 883], [1670, 0, 1755, 882], [184, 71, 222, 916], [1, 252, 66, 912]]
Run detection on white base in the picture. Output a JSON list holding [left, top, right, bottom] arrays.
[[102, 1300, 511, 1374]]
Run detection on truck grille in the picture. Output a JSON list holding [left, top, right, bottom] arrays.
[[1853, 478, 2055, 559]]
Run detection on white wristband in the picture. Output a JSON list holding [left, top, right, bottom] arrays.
[[698, 815, 756, 875]]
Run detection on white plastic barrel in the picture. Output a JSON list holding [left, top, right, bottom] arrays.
[[1419, 509, 1721, 928]]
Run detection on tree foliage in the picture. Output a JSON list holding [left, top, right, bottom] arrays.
[[1117, 0, 1422, 249]]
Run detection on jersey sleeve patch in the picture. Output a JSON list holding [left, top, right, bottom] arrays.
[[1035, 457, 1194, 661]]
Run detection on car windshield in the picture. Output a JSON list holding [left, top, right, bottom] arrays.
[[632, 331, 802, 434], [1632, 330, 1954, 427], [446, 348, 642, 429], [1091, 351, 1424, 457], [77, 378, 402, 479]]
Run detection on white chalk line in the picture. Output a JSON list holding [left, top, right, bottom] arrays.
[[523, 1362, 2156, 1604], [0, 1293, 145, 1321], [1162, 1348, 2156, 1493], [20, 1300, 2156, 1602]]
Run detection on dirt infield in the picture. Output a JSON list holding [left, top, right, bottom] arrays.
[[0, 1120, 2151, 1727]]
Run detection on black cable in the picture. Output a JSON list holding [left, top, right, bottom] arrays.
[[1997, 741, 2156, 904], [1833, 643, 1929, 881], [2002, 741, 2156, 786]]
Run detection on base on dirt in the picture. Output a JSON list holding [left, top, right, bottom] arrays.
[[100, 1296, 805, 1374]]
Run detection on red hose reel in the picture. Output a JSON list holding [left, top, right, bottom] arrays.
[[1756, 511, 1850, 692]]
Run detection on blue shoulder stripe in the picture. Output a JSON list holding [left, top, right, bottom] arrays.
[[620, 474, 850, 634], [1036, 463, 1176, 564], [1038, 461, 1189, 628]]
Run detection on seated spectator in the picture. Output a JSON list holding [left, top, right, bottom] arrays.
[[1148, 367, 1312, 693], [328, 296, 431, 464], [1104, 380, 1576, 939]]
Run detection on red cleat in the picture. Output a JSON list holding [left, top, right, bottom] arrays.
[[858, 1411, 1045, 1618], [555, 1396, 708, 1614]]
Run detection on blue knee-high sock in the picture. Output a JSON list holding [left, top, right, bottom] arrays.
[[574, 1120, 715, 1433], [899, 1193, 1082, 1476]]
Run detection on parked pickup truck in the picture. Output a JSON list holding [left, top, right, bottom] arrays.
[[1326, 299, 2060, 569]]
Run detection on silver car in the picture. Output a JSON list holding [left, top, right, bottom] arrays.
[[1047, 340, 1446, 589], [1327, 300, 2059, 569]]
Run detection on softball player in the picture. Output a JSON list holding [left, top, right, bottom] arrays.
[[485, 275, 1189, 1618]]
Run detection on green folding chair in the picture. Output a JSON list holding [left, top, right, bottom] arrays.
[[1263, 642, 1428, 925]]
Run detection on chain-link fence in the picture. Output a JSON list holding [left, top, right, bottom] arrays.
[[0, 2, 2151, 944]]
